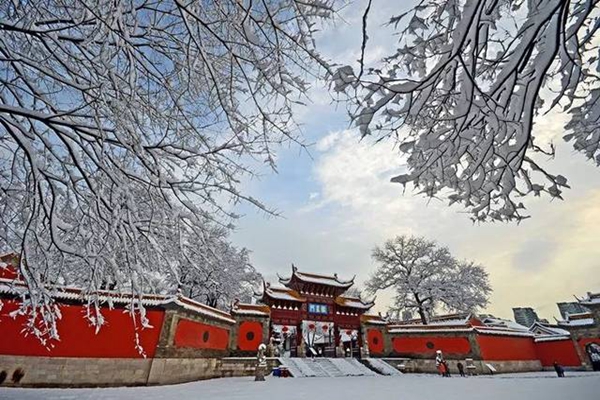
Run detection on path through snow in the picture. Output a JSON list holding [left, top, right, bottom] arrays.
[[0, 372, 598, 400]]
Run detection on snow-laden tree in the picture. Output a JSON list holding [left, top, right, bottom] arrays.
[[0, 1, 333, 341], [176, 234, 261, 309], [333, 0, 600, 222], [365, 235, 491, 324]]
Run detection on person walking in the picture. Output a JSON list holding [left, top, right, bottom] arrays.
[[457, 362, 465, 377], [553, 362, 565, 378], [435, 350, 449, 377]]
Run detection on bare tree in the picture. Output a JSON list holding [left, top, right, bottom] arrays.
[[333, 0, 600, 222], [0, 0, 334, 341], [365, 235, 491, 324]]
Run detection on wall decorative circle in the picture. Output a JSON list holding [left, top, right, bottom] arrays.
[[238, 321, 263, 351]]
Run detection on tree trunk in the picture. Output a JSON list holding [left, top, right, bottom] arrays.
[[417, 307, 428, 325], [414, 293, 428, 325]]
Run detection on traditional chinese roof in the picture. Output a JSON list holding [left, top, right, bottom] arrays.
[[278, 265, 354, 290], [556, 311, 596, 327], [529, 321, 571, 339], [360, 314, 388, 325], [334, 295, 375, 310], [579, 291, 600, 306], [0, 252, 19, 264], [230, 301, 270, 317], [262, 284, 306, 303]]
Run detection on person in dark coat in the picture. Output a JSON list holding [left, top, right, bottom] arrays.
[[457, 362, 465, 377], [553, 361, 565, 377]]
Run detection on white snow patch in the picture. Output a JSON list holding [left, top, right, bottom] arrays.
[[1, 373, 600, 400]]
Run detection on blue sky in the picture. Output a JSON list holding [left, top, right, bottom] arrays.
[[231, 0, 600, 322]]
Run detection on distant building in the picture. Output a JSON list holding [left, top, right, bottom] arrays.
[[512, 307, 540, 328], [557, 301, 589, 319]]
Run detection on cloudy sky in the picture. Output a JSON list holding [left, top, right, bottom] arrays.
[[232, 1, 600, 322]]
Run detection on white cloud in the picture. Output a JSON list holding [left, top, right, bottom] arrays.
[[233, 0, 600, 324], [305, 124, 600, 321]]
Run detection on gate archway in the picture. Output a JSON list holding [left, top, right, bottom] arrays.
[[586, 342, 600, 371]]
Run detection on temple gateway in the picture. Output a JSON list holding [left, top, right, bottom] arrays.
[[258, 265, 374, 358], [1, 254, 600, 387]]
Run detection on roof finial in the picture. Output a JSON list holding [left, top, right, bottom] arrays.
[[292, 263, 298, 273]]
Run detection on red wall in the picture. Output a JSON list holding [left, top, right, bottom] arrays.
[[477, 334, 537, 361], [237, 321, 263, 351], [0, 300, 164, 358], [367, 329, 384, 354], [173, 318, 229, 350], [535, 339, 581, 367], [392, 335, 471, 356]]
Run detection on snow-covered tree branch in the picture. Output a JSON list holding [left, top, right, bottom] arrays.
[[0, 0, 333, 341], [365, 235, 491, 324], [333, 0, 600, 222]]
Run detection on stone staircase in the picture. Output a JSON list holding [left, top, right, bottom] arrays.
[[362, 358, 403, 376], [277, 358, 378, 378]]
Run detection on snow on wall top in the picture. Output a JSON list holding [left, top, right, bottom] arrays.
[[387, 326, 474, 334], [0, 277, 236, 324], [534, 335, 571, 343], [392, 313, 472, 327]]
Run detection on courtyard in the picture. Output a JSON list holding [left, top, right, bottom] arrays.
[[1, 372, 599, 400]]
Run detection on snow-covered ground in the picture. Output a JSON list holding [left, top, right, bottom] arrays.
[[1, 372, 599, 400]]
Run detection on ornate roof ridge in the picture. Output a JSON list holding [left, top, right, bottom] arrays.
[[278, 264, 355, 287]]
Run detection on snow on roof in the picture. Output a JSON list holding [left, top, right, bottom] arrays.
[[360, 314, 388, 325], [173, 296, 236, 324], [482, 317, 530, 331], [557, 318, 595, 327], [567, 311, 594, 319], [529, 321, 571, 337], [0, 277, 236, 324], [231, 302, 270, 317], [555, 310, 596, 327], [263, 286, 305, 302], [334, 295, 375, 310], [580, 292, 600, 306], [278, 265, 354, 289]]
